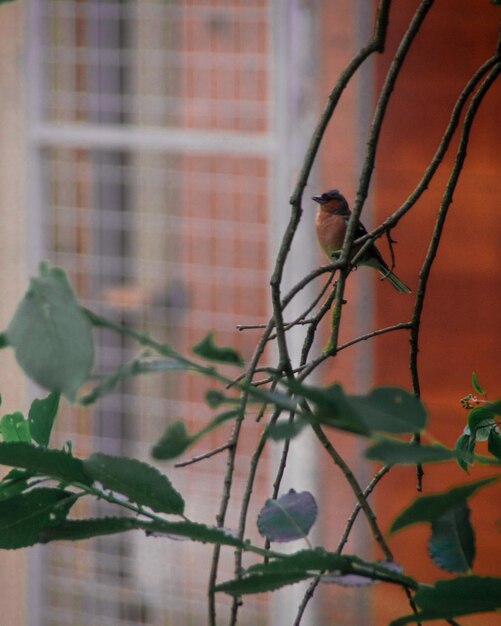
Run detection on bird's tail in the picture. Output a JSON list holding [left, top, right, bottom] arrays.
[[363, 255, 412, 293], [379, 268, 411, 293]]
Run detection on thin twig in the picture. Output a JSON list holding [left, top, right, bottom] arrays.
[[311, 422, 393, 560], [294, 464, 392, 625], [299, 322, 413, 381], [409, 61, 501, 395], [408, 62, 501, 493], [337, 464, 392, 553], [324, 0, 434, 360], [351, 52, 500, 252], [174, 443, 233, 468], [269, 0, 392, 375]]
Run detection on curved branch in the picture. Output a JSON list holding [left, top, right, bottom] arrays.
[[409, 62, 501, 396]]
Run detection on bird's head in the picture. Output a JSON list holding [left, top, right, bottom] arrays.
[[312, 189, 350, 215]]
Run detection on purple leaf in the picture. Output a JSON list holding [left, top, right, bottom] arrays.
[[257, 489, 317, 542]]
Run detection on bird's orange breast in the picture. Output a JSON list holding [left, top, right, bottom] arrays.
[[315, 209, 347, 259]]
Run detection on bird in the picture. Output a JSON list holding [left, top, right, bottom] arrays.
[[313, 189, 411, 293]]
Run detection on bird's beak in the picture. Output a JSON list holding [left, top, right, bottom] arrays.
[[312, 195, 324, 204]]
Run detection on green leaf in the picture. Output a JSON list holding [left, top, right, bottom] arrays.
[[216, 549, 417, 596], [468, 401, 501, 440], [0, 333, 8, 349], [0, 468, 34, 501], [471, 371, 485, 395], [390, 477, 498, 533], [6, 263, 94, 401], [390, 576, 501, 625], [83, 452, 184, 515], [205, 389, 226, 408], [151, 420, 193, 460], [152, 410, 239, 460], [0, 488, 75, 549], [455, 431, 475, 471], [325, 559, 404, 587], [0, 412, 31, 443], [192, 331, 243, 366], [79, 357, 187, 405], [39, 516, 247, 549], [28, 392, 60, 446], [38, 516, 149, 542], [488, 429, 501, 460], [349, 387, 427, 434], [257, 490, 318, 542], [0, 442, 92, 485], [287, 381, 369, 436], [266, 418, 307, 441], [288, 382, 426, 436], [216, 570, 312, 595], [428, 502, 475, 573], [366, 439, 455, 464]]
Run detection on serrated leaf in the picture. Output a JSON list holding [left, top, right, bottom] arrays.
[[0, 442, 92, 485], [390, 576, 501, 625], [0, 412, 31, 443], [38, 516, 149, 542], [6, 264, 94, 401], [390, 477, 498, 533], [323, 560, 403, 587], [0, 488, 75, 549], [28, 392, 60, 446], [143, 519, 244, 546], [470, 371, 485, 395], [216, 570, 312, 595], [488, 429, 501, 460], [39, 516, 246, 549], [83, 452, 184, 515], [257, 490, 317, 542], [192, 331, 243, 366], [366, 439, 455, 464], [428, 502, 475, 573], [217, 550, 416, 596]]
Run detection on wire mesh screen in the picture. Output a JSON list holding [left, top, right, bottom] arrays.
[[44, 0, 268, 131], [31, 1, 274, 624]]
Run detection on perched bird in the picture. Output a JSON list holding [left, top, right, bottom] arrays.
[[313, 189, 411, 293]]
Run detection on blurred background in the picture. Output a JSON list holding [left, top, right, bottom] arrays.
[[0, 1, 499, 625]]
